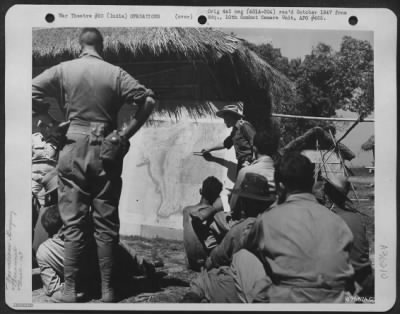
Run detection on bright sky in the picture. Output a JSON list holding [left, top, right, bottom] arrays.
[[221, 28, 373, 60]]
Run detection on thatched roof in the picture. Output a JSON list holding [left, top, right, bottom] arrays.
[[32, 28, 293, 123], [282, 126, 355, 161], [33, 28, 242, 64], [361, 135, 374, 151]]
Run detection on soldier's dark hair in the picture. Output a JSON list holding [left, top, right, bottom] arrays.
[[41, 205, 63, 237], [275, 152, 314, 192], [254, 130, 280, 156], [79, 28, 104, 53], [201, 176, 223, 204]]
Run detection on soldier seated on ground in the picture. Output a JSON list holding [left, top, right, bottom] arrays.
[[36, 206, 160, 299], [323, 174, 374, 298], [190, 130, 279, 255], [182, 176, 223, 271], [244, 152, 355, 303], [35, 170, 162, 300], [183, 152, 355, 303], [204, 173, 276, 270], [182, 173, 275, 303]]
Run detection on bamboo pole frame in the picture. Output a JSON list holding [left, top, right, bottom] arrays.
[[272, 113, 374, 122]]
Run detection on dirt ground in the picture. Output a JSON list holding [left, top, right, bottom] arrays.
[[32, 168, 374, 303], [32, 236, 198, 303]]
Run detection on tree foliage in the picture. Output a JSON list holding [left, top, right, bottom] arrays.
[[246, 36, 374, 145], [330, 36, 374, 116]]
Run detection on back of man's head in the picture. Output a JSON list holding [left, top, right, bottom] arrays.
[[275, 152, 314, 193], [79, 28, 104, 53], [41, 205, 63, 237], [253, 129, 280, 156], [201, 176, 223, 204]]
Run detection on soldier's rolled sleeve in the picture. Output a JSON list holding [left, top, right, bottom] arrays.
[[32, 66, 61, 115], [223, 135, 233, 149], [119, 69, 155, 106]]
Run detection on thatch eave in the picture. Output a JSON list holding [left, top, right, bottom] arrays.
[[33, 27, 293, 95], [361, 135, 374, 151], [32, 27, 294, 127]]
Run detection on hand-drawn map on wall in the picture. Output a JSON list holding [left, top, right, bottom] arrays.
[[119, 117, 235, 240]]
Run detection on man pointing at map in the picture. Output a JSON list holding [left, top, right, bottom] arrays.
[[201, 103, 256, 174]]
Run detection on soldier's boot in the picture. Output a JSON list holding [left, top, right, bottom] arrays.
[[52, 285, 87, 303], [51, 247, 82, 303], [98, 244, 117, 302]]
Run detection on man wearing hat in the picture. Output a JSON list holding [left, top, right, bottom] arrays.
[[204, 173, 275, 270], [182, 173, 275, 303], [190, 130, 278, 254], [323, 174, 374, 297], [201, 103, 256, 174], [35, 169, 162, 300]]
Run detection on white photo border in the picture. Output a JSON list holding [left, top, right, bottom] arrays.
[[5, 5, 397, 311]]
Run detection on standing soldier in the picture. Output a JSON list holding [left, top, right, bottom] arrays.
[[201, 103, 256, 174], [32, 28, 156, 302]]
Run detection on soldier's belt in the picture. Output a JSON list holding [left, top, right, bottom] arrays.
[[67, 120, 113, 137]]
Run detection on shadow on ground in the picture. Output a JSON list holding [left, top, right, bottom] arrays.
[[32, 236, 198, 303]]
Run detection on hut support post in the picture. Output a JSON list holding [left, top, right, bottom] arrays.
[[327, 130, 360, 203]]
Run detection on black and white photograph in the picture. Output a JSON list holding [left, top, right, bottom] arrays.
[[4, 5, 397, 311]]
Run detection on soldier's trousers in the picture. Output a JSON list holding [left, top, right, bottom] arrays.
[[57, 121, 122, 291], [190, 249, 268, 303]]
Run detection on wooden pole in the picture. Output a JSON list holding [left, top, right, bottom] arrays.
[[335, 116, 364, 144], [328, 130, 360, 203], [272, 113, 374, 122]]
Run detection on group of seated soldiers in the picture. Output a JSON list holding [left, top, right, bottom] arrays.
[[33, 125, 373, 303], [182, 130, 373, 303]]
